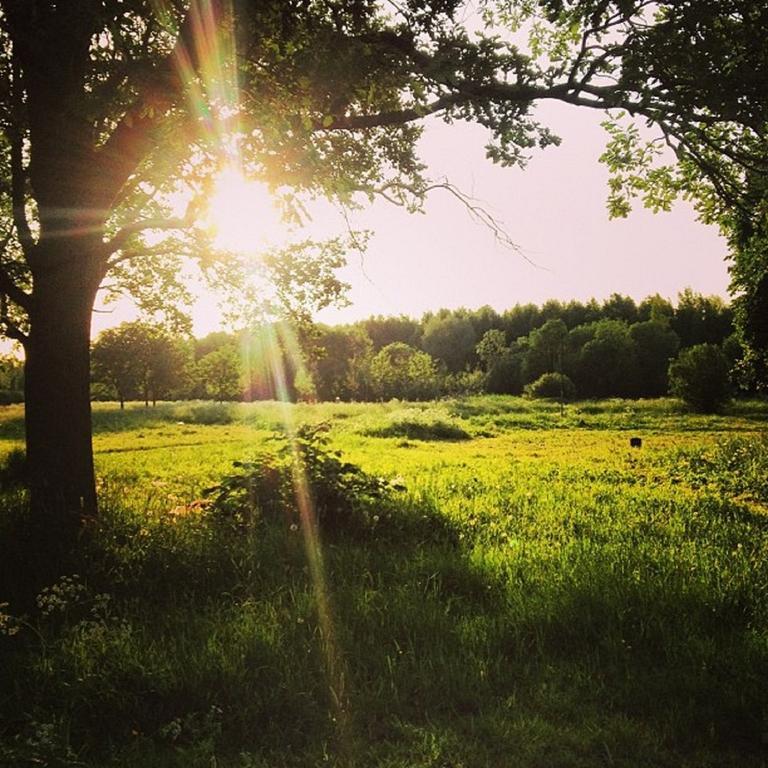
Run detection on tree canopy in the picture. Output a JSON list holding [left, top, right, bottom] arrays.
[[1, 1, 764, 340]]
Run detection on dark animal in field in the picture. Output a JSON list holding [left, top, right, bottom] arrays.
[[629, 437, 642, 448]]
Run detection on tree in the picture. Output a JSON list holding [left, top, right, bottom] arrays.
[[361, 315, 422, 352], [0, 353, 22, 402], [629, 320, 680, 397], [139, 329, 190, 406], [669, 343, 731, 413], [602, 294, 638, 325], [369, 342, 438, 401], [91, 325, 144, 409], [312, 325, 373, 401], [476, 328, 523, 395], [638, 294, 674, 325], [421, 313, 477, 373], [92, 322, 189, 407], [525, 372, 576, 401], [238, 324, 296, 402], [476, 329, 508, 372], [671, 290, 733, 349], [196, 344, 242, 402], [501, 304, 542, 340], [524, 318, 568, 382], [591, 1, 768, 374], [0, 1, 763, 551], [561, 300, 602, 330], [467, 305, 503, 341], [195, 332, 236, 362], [572, 320, 638, 398]]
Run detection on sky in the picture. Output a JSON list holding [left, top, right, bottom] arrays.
[[315, 102, 731, 324], [93, 100, 731, 338]]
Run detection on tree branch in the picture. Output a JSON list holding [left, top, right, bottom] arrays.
[[105, 213, 195, 259], [0, 292, 28, 347], [315, 92, 467, 130], [0, 229, 32, 311], [9, 58, 35, 260], [94, 2, 218, 205]]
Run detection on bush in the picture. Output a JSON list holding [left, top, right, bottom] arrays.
[[440, 370, 486, 397], [205, 422, 406, 535], [524, 372, 576, 400], [364, 412, 471, 441], [0, 390, 23, 405], [175, 402, 235, 425], [0, 448, 27, 487], [668, 343, 731, 413], [369, 343, 440, 400]]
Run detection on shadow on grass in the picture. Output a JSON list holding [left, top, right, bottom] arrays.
[[2, 482, 767, 767]]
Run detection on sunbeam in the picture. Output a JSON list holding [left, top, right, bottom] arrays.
[[241, 321, 353, 753], [166, 3, 354, 751]]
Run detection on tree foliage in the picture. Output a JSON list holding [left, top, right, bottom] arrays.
[[572, 319, 638, 398], [312, 325, 373, 401], [629, 320, 680, 397], [421, 313, 477, 373], [297, 293, 734, 401], [669, 343, 732, 413], [91, 322, 189, 407], [585, 2, 768, 371], [476, 329, 508, 372], [369, 342, 439, 401], [524, 371, 576, 400], [525, 318, 568, 381], [0, 353, 21, 402], [196, 343, 242, 402]]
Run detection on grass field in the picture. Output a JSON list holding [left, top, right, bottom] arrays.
[[2, 396, 768, 767]]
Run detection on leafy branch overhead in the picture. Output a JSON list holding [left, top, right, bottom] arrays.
[[0, 1, 765, 336]]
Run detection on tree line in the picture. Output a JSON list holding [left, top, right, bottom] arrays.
[[85, 290, 750, 408]]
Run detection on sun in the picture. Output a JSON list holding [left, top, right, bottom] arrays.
[[206, 168, 283, 254]]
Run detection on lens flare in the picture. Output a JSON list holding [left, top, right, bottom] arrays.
[[241, 322, 352, 750], [165, 2, 354, 751], [206, 168, 282, 254]]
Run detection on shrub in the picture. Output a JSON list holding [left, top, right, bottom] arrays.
[[369, 343, 440, 400], [0, 448, 27, 487], [524, 372, 576, 400], [440, 369, 486, 397], [175, 402, 235, 425], [364, 413, 471, 441], [0, 390, 23, 405], [205, 422, 405, 535], [668, 343, 731, 413]]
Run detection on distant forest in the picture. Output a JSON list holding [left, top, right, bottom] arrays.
[[26, 289, 749, 408], [0, 290, 745, 406]]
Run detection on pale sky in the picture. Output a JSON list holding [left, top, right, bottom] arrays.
[[93, 100, 731, 337], [316, 102, 730, 324]]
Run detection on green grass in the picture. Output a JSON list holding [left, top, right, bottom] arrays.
[[1, 396, 768, 767]]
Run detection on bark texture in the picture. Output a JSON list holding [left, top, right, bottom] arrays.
[[24, 242, 103, 549]]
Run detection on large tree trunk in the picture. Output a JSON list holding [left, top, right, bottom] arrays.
[[24, 256, 101, 555]]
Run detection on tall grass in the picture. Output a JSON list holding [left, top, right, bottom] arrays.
[[1, 397, 767, 767]]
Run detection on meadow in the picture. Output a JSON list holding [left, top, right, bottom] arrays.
[[1, 396, 768, 767]]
